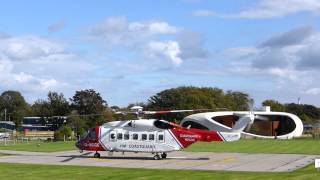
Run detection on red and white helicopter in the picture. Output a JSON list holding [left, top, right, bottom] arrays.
[[75, 106, 240, 160]]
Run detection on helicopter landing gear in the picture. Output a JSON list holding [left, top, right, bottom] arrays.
[[161, 153, 167, 159], [154, 154, 161, 160], [94, 152, 101, 158]]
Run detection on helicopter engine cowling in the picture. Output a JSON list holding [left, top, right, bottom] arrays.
[[128, 119, 174, 130], [129, 120, 155, 129]]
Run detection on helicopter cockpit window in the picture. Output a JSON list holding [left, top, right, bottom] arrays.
[[110, 133, 116, 140], [86, 129, 96, 140]]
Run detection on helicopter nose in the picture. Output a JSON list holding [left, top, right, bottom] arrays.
[[75, 141, 82, 149]]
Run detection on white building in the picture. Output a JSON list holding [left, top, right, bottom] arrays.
[[180, 107, 303, 139]]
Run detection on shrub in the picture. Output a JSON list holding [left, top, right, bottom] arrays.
[[54, 125, 72, 141]]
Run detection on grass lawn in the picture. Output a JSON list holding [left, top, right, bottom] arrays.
[[0, 141, 76, 152], [0, 163, 319, 180], [186, 139, 320, 155], [1, 138, 319, 154]]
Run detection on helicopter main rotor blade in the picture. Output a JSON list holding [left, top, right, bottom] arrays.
[[143, 109, 213, 115]]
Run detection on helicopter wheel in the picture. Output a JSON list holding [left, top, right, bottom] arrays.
[[94, 152, 101, 158], [154, 154, 161, 160], [161, 153, 167, 159]]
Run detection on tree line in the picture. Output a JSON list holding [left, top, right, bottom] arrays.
[[0, 89, 113, 136], [1, 86, 319, 136], [262, 99, 320, 124]]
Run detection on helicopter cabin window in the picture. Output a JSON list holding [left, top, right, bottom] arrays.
[[141, 134, 147, 141], [110, 133, 116, 140], [124, 133, 129, 140], [149, 134, 155, 141], [158, 134, 164, 142], [117, 133, 123, 140], [133, 133, 139, 140]]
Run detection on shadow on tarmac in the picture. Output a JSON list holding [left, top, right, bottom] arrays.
[[58, 153, 209, 162]]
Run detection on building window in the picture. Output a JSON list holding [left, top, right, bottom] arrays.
[[133, 133, 138, 140], [141, 134, 147, 141], [149, 134, 155, 141]]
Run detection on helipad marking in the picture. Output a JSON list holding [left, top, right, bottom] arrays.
[[89, 158, 107, 162], [213, 156, 237, 164]]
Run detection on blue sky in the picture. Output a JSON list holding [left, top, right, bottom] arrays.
[[1, 0, 320, 107]]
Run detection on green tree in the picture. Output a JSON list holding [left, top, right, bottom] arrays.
[[225, 91, 250, 111], [262, 99, 285, 111], [70, 89, 107, 127], [285, 103, 320, 124], [0, 90, 29, 130], [67, 110, 86, 138], [47, 91, 70, 116], [31, 92, 70, 131], [147, 86, 251, 122], [31, 92, 70, 117], [31, 99, 51, 117], [148, 86, 250, 111], [300, 114, 312, 124], [148, 86, 223, 110]]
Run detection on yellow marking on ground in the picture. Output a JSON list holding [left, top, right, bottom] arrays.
[[89, 158, 108, 162], [213, 156, 237, 164]]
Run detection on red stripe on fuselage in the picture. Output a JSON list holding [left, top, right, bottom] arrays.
[[188, 128, 224, 142], [170, 127, 224, 148], [170, 127, 200, 148]]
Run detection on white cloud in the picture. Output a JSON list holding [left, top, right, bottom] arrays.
[[86, 16, 208, 67], [0, 32, 10, 39], [230, 0, 320, 19], [0, 58, 12, 73], [0, 57, 64, 93], [176, 31, 208, 59], [130, 21, 179, 34], [147, 40, 182, 66], [259, 26, 314, 48], [192, 10, 216, 17], [268, 68, 299, 81], [0, 36, 66, 61], [88, 16, 179, 46], [0, 58, 14, 85], [305, 88, 320, 95], [227, 26, 320, 73], [0, 35, 97, 102], [14, 72, 34, 83], [40, 79, 58, 90], [224, 47, 259, 60], [219, 26, 320, 104]]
